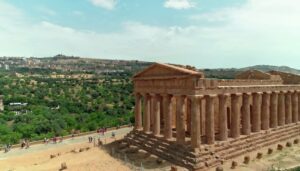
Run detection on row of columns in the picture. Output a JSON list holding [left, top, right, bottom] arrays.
[[134, 90, 300, 149], [218, 90, 300, 143]]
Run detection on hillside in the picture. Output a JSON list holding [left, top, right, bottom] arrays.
[[241, 65, 300, 75], [202, 65, 300, 79]]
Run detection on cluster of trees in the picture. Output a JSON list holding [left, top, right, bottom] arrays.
[[0, 68, 134, 144]]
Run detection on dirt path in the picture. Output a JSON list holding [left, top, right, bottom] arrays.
[[0, 128, 133, 171]]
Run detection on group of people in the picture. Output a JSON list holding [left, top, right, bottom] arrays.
[[20, 139, 30, 149], [2, 126, 125, 153], [4, 144, 12, 153], [97, 128, 107, 136], [88, 136, 94, 143], [43, 136, 63, 144]]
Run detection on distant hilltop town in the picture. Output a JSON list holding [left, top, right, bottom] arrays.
[[0, 54, 151, 74], [1, 55, 300, 80]]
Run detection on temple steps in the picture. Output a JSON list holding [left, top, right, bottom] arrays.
[[125, 124, 300, 171]]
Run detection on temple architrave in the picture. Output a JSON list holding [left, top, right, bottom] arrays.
[[125, 63, 300, 171]]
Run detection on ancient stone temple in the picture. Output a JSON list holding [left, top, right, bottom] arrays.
[[125, 63, 300, 171]]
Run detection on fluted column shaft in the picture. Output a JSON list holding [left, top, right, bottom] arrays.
[[143, 94, 151, 133], [285, 92, 292, 124], [242, 93, 251, 135], [298, 91, 300, 122], [150, 97, 155, 131], [292, 91, 299, 123], [219, 94, 229, 141], [206, 95, 216, 144], [252, 92, 262, 132], [191, 96, 201, 148], [176, 95, 186, 144], [134, 93, 142, 130], [231, 93, 242, 138], [278, 92, 286, 126], [186, 99, 192, 135], [163, 94, 173, 140], [261, 92, 271, 130], [270, 92, 278, 128], [153, 94, 161, 136]]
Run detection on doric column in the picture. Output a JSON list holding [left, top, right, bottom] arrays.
[[134, 93, 142, 130], [218, 94, 229, 141], [252, 92, 262, 132], [278, 91, 286, 126], [143, 93, 151, 133], [190, 96, 202, 148], [242, 93, 251, 135], [231, 93, 242, 138], [298, 91, 300, 122], [153, 94, 161, 136], [261, 92, 271, 130], [150, 97, 155, 131], [176, 95, 186, 144], [206, 94, 216, 144], [163, 94, 173, 140], [292, 91, 299, 123], [285, 91, 292, 124], [270, 91, 279, 128], [186, 98, 192, 135]]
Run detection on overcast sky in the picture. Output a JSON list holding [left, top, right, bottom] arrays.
[[0, 0, 299, 68]]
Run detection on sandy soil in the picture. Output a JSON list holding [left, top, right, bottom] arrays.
[[0, 127, 181, 171], [2, 128, 299, 171], [0, 142, 131, 171], [208, 139, 300, 171]]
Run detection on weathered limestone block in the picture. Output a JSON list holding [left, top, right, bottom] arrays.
[[60, 162, 67, 170], [231, 161, 238, 169], [244, 156, 250, 164], [171, 166, 178, 171], [79, 148, 85, 152], [50, 154, 57, 159], [277, 144, 283, 150], [257, 152, 263, 159], [216, 166, 224, 171], [268, 148, 273, 154]]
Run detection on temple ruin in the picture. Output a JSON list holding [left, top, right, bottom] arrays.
[[125, 63, 300, 171]]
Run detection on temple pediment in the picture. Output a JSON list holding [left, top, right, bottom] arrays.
[[133, 63, 203, 79]]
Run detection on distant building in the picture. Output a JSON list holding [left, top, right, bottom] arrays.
[[9, 102, 28, 106], [4, 64, 9, 70]]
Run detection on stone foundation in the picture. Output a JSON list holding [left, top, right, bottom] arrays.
[[125, 123, 300, 171]]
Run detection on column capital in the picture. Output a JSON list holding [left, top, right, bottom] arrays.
[[161, 93, 172, 98], [173, 94, 185, 98], [243, 92, 252, 96], [188, 95, 204, 100], [149, 93, 160, 98], [263, 91, 272, 95], [280, 90, 287, 94], [232, 93, 242, 96], [253, 92, 263, 95], [218, 94, 230, 100], [141, 92, 149, 97], [273, 91, 280, 94], [134, 92, 142, 96], [205, 94, 218, 98], [219, 93, 231, 97]]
